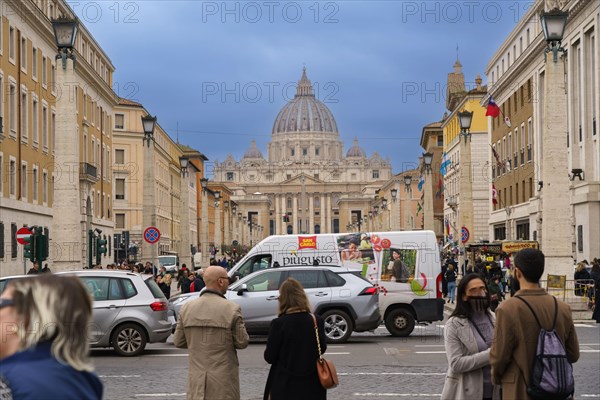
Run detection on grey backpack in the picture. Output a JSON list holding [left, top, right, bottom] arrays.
[[516, 296, 575, 400]]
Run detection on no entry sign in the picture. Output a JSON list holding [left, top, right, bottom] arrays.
[[16, 227, 33, 245], [144, 227, 160, 244]]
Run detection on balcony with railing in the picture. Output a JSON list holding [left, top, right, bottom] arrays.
[[80, 162, 99, 183]]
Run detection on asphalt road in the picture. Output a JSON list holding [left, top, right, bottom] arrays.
[[92, 318, 600, 400]]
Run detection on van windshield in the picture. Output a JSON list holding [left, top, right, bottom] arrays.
[[236, 254, 272, 279], [158, 256, 177, 267]]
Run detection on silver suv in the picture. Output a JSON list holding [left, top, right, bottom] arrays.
[[169, 266, 380, 343], [60, 270, 172, 356]]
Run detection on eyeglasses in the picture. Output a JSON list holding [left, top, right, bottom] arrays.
[[0, 298, 14, 309], [218, 276, 230, 282]]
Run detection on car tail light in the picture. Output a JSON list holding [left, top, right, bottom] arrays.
[[150, 301, 168, 311], [358, 286, 378, 296]]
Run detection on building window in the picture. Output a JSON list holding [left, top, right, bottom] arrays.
[[32, 47, 38, 79], [287, 197, 292, 208], [527, 118, 533, 161], [315, 147, 320, 156], [577, 225, 583, 252], [51, 112, 55, 154], [351, 173, 357, 180], [9, 159, 16, 196], [0, 222, 4, 260], [42, 57, 47, 85], [290, 148, 295, 157], [437, 135, 443, 146], [286, 174, 291, 180], [32, 98, 39, 145], [9, 26, 15, 60], [494, 225, 506, 240], [115, 149, 125, 164], [226, 172, 234, 181], [11, 223, 17, 259], [115, 179, 125, 200], [20, 36, 26, 71], [516, 221, 530, 240], [43, 171, 48, 203], [372, 170, 379, 179], [8, 81, 18, 134], [20, 90, 27, 141], [21, 163, 27, 200], [302, 148, 307, 156], [314, 173, 319, 180], [32, 167, 38, 202], [115, 214, 125, 229]]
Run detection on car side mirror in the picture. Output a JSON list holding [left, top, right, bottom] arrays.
[[237, 284, 248, 296]]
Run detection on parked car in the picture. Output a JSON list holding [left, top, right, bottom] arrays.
[[169, 266, 380, 343], [60, 270, 172, 356]]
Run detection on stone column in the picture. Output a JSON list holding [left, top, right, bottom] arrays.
[[275, 194, 280, 235], [458, 136, 474, 275], [292, 196, 298, 234], [325, 195, 331, 233], [200, 190, 209, 266], [309, 194, 314, 234], [214, 203, 221, 252], [424, 171, 435, 231], [52, 57, 82, 271], [179, 170, 192, 268], [541, 52, 572, 277]]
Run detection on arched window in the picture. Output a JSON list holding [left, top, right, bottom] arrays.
[[287, 225, 293, 234], [314, 224, 321, 234], [315, 196, 320, 208], [287, 197, 292, 208]]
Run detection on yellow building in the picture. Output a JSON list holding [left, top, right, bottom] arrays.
[[1, 0, 115, 274]]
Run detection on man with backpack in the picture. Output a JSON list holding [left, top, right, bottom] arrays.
[[490, 248, 580, 400]]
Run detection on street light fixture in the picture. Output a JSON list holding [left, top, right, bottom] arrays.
[[458, 110, 474, 142], [141, 114, 157, 147], [51, 17, 78, 69], [423, 152, 433, 173], [382, 198, 388, 209], [224, 200, 230, 209], [391, 188, 398, 202], [403, 175, 412, 190], [179, 156, 189, 175], [540, 8, 568, 62], [200, 177, 208, 190]]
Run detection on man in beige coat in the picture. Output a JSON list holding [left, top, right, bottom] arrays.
[[174, 266, 249, 400], [490, 249, 579, 400]]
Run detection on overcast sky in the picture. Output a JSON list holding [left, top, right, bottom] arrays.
[[70, 0, 532, 175]]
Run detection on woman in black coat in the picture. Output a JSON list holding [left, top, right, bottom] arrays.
[[264, 278, 328, 400]]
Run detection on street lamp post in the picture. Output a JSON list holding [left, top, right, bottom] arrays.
[[390, 187, 398, 231], [50, 18, 81, 271], [179, 157, 192, 268], [422, 152, 435, 232], [200, 177, 209, 267], [141, 114, 158, 271], [457, 109, 474, 276], [403, 175, 412, 230], [214, 191, 221, 254], [539, 7, 571, 277]]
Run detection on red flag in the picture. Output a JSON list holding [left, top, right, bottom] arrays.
[[492, 184, 498, 206], [486, 98, 500, 118]]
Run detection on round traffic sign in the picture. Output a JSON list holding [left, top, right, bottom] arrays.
[[16, 227, 33, 245], [144, 227, 161, 244], [461, 226, 470, 243]]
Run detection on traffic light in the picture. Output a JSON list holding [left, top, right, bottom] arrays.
[[35, 227, 48, 263], [96, 236, 107, 265], [23, 234, 36, 263]]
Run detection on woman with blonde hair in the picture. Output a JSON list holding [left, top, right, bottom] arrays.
[[0, 274, 103, 399], [263, 278, 328, 400]]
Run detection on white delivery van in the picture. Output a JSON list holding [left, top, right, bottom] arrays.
[[229, 231, 444, 336]]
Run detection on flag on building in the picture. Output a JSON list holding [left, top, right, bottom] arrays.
[[492, 184, 498, 206], [435, 178, 444, 198], [440, 152, 451, 177], [504, 116, 512, 128], [491, 145, 504, 169], [417, 175, 425, 192], [485, 97, 500, 118], [416, 202, 422, 216], [445, 218, 450, 237]]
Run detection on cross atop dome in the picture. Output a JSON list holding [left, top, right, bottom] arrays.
[[296, 66, 314, 97]]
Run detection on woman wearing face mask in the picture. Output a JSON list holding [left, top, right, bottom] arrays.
[[441, 274, 501, 400]]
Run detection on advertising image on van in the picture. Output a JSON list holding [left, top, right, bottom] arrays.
[[229, 230, 445, 337]]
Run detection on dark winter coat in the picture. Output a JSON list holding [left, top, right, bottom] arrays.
[[0, 341, 103, 400], [264, 312, 328, 400]]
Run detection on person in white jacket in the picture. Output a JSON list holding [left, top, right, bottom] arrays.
[[441, 273, 501, 400]]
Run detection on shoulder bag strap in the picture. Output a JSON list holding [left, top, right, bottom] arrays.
[[514, 295, 542, 328], [311, 313, 323, 359], [469, 314, 495, 346], [551, 296, 558, 331]]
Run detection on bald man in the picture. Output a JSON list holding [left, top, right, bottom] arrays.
[[174, 266, 249, 400]]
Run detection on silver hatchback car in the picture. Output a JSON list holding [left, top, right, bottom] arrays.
[[169, 266, 380, 343], [59, 270, 172, 356]]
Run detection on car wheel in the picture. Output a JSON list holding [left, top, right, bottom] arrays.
[[321, 309, 353, 344], [111, 323, 147, 356], [385, 308, 415, 337]]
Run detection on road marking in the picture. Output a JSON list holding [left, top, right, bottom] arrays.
[[575, 324, 597, 328], [579, 343, 600, 346], [99, 375, 142, 378], [580, 350, 600, 353], [340, 372, 445, 376], [328, 345, 346, 348], [580, 395, 600, 398], [326, 352, 350, 355], [414, 345, 445, 347], [147, 354, 189, 357], [135, 394, 185, 398], [354, 393, 441, 397], [415, 351, 446, 354]]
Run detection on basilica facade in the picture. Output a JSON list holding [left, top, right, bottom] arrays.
[[212, 69, 396, 243]]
